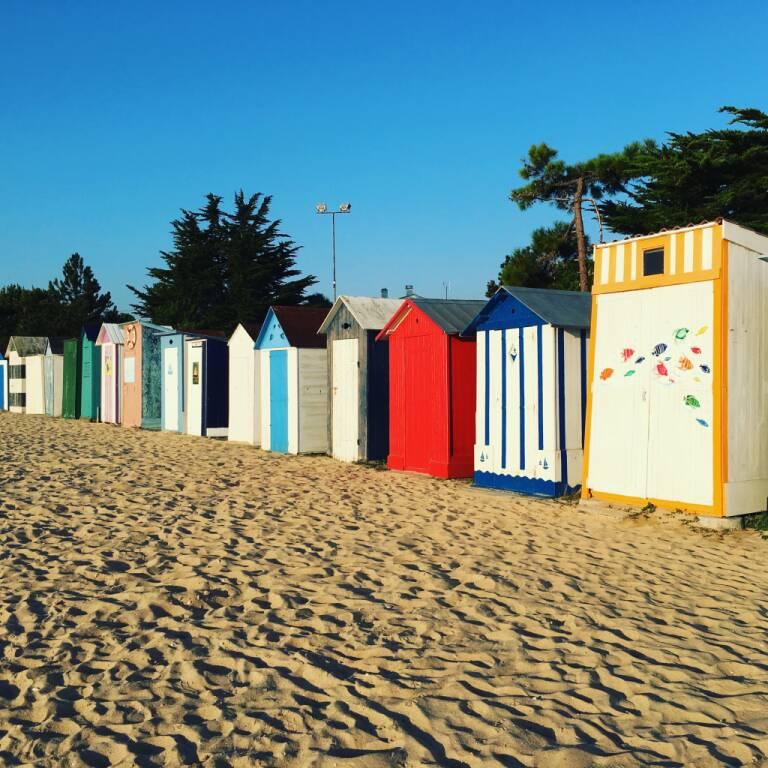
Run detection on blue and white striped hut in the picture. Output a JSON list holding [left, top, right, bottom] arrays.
[[462, 286, 591, 496]]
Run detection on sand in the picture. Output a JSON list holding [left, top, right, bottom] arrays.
[[0, 413, 766, 767]]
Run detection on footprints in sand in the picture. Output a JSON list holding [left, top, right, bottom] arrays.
[[0, 414, 767, 766]]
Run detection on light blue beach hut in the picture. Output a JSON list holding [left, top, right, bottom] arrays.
[[255, 306, 328, 454], [462, 286, 591, 497]]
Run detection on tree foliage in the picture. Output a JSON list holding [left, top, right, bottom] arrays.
[[487, 222, 592, 296], [510, 143, 639, 290], [130, 191, 322, 330], [600, 107, 768, 235], [0, 254, 127, 346]]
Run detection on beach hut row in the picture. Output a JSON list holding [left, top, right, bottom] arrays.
[[2, 220, 766, 523]]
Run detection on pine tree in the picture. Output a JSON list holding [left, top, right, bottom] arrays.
[[488, 222, 592, 296], [48, 253, 122, 335], [600, 107, 768, 235], [130, 191, 318, 330]]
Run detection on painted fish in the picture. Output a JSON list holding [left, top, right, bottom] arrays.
[[600, 368, 614, 381], [656, 362, 668, 376], [690, 346, 702, 355], [700, 364, 711, 374], [678, 355, 693, 371], [624, 370, 636, 377], [652, 343, 667, 356], [684, 395, 701, 408], [621, 348, 635, 362], [696, 418, 709, 427], [664, 356, 671, 362], [634, 356, 645, 364], [674, 327, 690, 341], [695, 326, 708, 336]]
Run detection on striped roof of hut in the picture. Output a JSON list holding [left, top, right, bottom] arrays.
[[96, 323, 124, 345], [6, 336, 48, 357], [318, 295, 403, 334]]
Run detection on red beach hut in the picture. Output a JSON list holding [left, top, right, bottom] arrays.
[[376, 298, 485, 478]]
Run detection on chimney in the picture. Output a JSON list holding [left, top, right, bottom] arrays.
[[381, 288, 389, 298], [405, 284, 414, 297]]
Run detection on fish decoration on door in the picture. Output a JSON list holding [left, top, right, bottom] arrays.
[[677, 356, 693, 371], [600, 368, 614, 381], [695, 326, 708, 336], [652, 343, 667, 357], [690, 346, 702, 355], [684, 394, 701, 409], [696, 418, 709, 427], [674, 327, 690, 341], [621, 348, 635, 362], [656, 362, 668, 377], [635, 356, 645, 364], [700, 364, 711, 374], [624, 370, 636, 377]]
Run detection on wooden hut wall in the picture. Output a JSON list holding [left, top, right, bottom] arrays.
[[62, 339, 81, 419], [45, 350, 64, 417], [7, 349, 25, 413], [227, 326, 260, 445], [0, 357, 7, 411], [297, 348, 327, 453], [161, 333, 185, 432], [25, 356, 46, 415], [99, 343, 121, 424], [121, 323, 142, 427], [325, 303, 390, 462], [80, 336, 101, 421], [141, 327, 163, 430]]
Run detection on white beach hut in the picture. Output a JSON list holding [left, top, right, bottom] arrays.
[[583, 219, 768, 522], [6, 337, 48, 414], [228, 323, 262, 445]]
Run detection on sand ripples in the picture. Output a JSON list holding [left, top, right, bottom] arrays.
[[0, 414, 767, 766]]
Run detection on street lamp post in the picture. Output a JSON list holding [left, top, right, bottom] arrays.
[[315, 202, 351, 300]]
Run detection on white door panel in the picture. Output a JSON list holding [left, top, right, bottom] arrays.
[[332, 339, 359, 462], [163, 347, 179, 431]]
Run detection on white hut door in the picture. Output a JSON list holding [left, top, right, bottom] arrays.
[[644, 281, 714, 506], [163, 347, 179, 431], [332, 338, 359, 462], [187, 344, 204, 436], [587, 290, 650, 498]]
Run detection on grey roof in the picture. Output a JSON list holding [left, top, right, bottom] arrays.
[[6, 336, 48, 357], [318, 295, 402, 334], [96, 323, 124, 345], [502, 286, 591, 329], [412, 299, 487, 334]]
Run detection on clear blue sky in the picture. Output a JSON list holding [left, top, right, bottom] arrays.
[[2, 0, 766, 311]]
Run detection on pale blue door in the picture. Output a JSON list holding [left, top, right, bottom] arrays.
[[269, 350, 288, 452]]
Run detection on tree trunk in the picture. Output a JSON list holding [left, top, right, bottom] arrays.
[[573, 177, 589, 292]]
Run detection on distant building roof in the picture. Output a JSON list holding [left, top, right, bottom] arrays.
[[268, 306, 328, 348], [6, 336, 48, 357], [318, 295, 402, 334]]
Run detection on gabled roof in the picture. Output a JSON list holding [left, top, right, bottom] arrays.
[[229, 322, 262, 344], [46, 337, 65, 355], [6, 336, 48, 357], [82, 323, 101, 342], [318, 295, 402, 334], [257, 306, 328, 349], [463, 286, 591, 336], [376, 298, 487, 340], [96, 323, 124, 346]]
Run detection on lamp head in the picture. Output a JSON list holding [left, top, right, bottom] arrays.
[[315, 202, 327, 214], [339, 202, 352, 213]]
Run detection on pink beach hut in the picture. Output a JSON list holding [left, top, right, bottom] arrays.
[[96, 323, 124, 423]]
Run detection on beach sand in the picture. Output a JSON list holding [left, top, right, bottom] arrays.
[[0, 413, 766, 767]]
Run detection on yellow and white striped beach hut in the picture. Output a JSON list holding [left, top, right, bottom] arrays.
[[583, 219, 768, 521]]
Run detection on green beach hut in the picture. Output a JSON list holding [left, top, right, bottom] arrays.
[[80, 324, 101, 420], [62, 338, 81, 419]]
